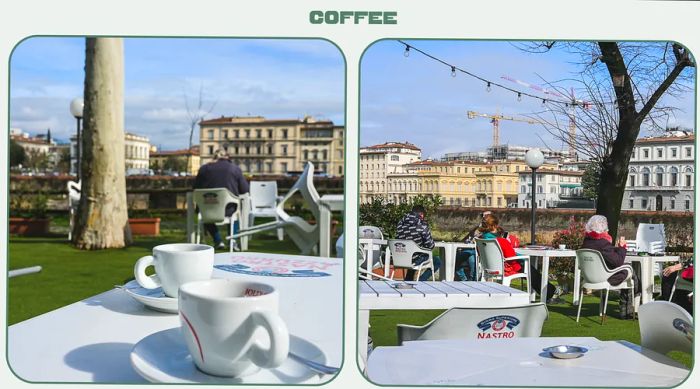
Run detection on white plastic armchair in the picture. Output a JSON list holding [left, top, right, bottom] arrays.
[[639, 301, 693, 355], [474, 238, 530, 289], [67, 180, 81, 240], [248, 181, 284, 241], [192, 188, 242, 252], [575, 249, 637, 324], [396, 303, 548, 345], [359, 226, 390, 279], [386, 239, 435, 281], [231, 162, 321, 255]]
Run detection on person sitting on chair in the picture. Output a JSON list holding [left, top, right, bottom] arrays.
[[395, 205, 442, 281], [453, 211, 492, 281], [581, 215, 641, 320], [193, 149, 249, 250], [660, 261, 693, 315], [479, 214, 560, 303]]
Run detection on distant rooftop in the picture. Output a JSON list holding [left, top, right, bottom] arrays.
[[361, 141, 421, 152]]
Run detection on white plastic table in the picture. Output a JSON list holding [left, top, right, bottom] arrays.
[[516, 247, 577, 303], [358, 280, 530, 368], [318, 194, 344, 257], [8, 252, 343, 384], [359, 238, 388, 279], [434, 241, 475, 281], [367, 337, 690, 386]]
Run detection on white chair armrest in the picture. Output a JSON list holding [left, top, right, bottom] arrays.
[[506, 255, 530, 262]]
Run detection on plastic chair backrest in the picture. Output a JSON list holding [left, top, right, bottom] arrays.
[[576, 249, 614, 284], [67, 180, 81, 204], [387, 239, 426, 268], [359, 226, 383, 240], [399, 303, 548, 344], [249, 181, 278, 209], [639, 301, 693, 355], [635, 223, 666, 253], [475, 238, 505, 275], [276, 162, 320, 221], [192, 188, 239, 224]]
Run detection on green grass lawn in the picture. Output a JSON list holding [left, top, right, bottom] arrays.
[[7, 228, 305, 326], [369, 285, 693, 368]]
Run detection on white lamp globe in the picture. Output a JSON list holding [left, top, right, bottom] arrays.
[[70, 98, 84, 119], [525, 148, 545, 169]]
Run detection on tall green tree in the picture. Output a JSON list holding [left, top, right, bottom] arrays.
[[9, 139, 26, 167]]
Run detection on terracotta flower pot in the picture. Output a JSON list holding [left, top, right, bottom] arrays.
[[9, 217, 50, 236], [128, 218, 161, 236]]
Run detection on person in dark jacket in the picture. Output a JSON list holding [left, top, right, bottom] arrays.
[[454, 211, 492, 280], [193, 149, 250, 249], [580, 215, 641, 319], [395, 205, 442, 281]]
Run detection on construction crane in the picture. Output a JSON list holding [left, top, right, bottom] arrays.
[[501, 75, 592, 156], [467, 110, 541, 147]]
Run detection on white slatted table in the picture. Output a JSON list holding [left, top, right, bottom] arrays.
[[367, 337, 689, 386], [358, 280, 530, 366], [434, 241, 475, 281]]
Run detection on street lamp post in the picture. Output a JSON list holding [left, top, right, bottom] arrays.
[[525, 148, 545, 245], [70, 98, 84, 180]]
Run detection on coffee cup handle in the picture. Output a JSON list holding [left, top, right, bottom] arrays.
[[134, 255, 161, 289], [248, 310, 289, 368]]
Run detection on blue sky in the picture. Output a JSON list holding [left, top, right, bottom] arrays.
[[360, 40, 696, 159], [10, 37, 345, 150]]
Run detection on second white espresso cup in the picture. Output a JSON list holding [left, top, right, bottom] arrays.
[[178, 279, 290, 377], [133, 243, 214, 297]]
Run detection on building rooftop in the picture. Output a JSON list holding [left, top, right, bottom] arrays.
[[199, 115, 333, 126], [636, 132, 695, 144], [361, 141, 421, 152], [151, 148, 199, 157]]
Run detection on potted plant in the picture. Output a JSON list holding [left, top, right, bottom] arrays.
[[9, 193, 50, 236], [550, 216, 586, 294]]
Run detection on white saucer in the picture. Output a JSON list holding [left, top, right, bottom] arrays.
[[130, 327, 326, 384], [121, 279, 178, 314]]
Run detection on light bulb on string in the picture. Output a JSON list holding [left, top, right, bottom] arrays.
[[404, 45, 410, 57], [486, 82, 491, 92], [451, 66, 456, 77], [517, 93, 522, 102], [541, 99, 546, 107]]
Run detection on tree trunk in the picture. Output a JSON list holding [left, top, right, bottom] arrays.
[[72, 38, 132, 249]]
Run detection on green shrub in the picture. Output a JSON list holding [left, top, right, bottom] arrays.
[[359, 195, 443, 238]]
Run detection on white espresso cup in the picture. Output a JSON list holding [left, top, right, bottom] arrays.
[[134, 243, 214, 297], [178, 279, 289, 377]]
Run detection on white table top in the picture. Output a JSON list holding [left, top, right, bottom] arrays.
[[8, 252, 343, 383], [517, 247, 577, 257], [367, 337, 689, 387], [359, 281, 530, 310], [435, 241, 475, 248]]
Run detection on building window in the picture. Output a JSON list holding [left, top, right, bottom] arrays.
[[256, 129, 262, 138], [672, 148, 678, 157], [686, 147, 692, 157], [245, 146, 250, 154], [223, 130, 228, 139], [207, 130, 214, 140], [670, 167, 678, 186], [497, 197, 502, 207], [266, 162, 272, 172], [655, 168, 664, 187], [632, 150, 636, 159], [282, 129, 288, 139], [267, 145, 273, 154], [390, 155, 399, 161], [303, 150, 309, 160], [267, 129, 273, 138], [207, 145, 214, 155], [685, 196, 691, 210], [629, 175, 636, 187], [281, 162, 288, 173], [282, 145, 288, 155], [537, 186, 543, 194], [657, 149, 663, 158], [629, 198, 634, 209], [643, 149, 649, 158], [641, 199, 648, 209], [642, 168, 650, 186], [670, 197, 676, 209], [521, 185, 526, 193], [234, 130, 239, 139], [245, 129, 250, 138]]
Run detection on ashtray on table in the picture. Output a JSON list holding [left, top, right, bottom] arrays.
[[543, 345, 588, 359]]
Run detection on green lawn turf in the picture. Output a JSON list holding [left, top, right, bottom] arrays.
[[7, 228, 307, 326], [369, 285, 693, 368]]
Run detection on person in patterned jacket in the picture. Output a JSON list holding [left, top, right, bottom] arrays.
[[395, 205, 442, 281]]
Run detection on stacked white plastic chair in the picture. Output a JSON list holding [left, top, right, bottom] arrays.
[[192, 188, 242, 252], [575, 249, 637, 324], [232, 162, 321, 255], [248, 181, 284, 241], [396, 303, 548, 345], [67, 180, 81, 240]]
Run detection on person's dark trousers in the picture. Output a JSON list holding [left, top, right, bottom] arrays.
[[404, 255, 442, 281], [204, 220, 240, 245], [527, 264, 556, 300], [618, 262, 642, 319], [660, 270, 693, 316]]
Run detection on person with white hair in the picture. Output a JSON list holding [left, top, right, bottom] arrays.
[[581, 214, 641, 319], [193, 149, 249, 250]]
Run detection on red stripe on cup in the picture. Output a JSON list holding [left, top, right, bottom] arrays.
[[181, 313, 204, 362]]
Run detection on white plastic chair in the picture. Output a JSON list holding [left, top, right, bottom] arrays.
[[670, 273, 693, 301], [575, 249, 637, 324], [67, 180, 81, 240], [396, 303, 548, 345], [248, 181, 284, 241], [359, 226, 389, 279], [639, 301, 693, 355], [192, 188, 242, 252], [386, 239, 435, 281], [232, 162, 321, 255], [627, 223, 666, 254], [474, 238, 530, 289]]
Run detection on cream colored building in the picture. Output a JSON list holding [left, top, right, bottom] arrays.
[[124, 133, 150, 170], [359, 142, 422, 203], [150, 147, 201, 175], [384, 159, 533, 208], [199, 115, 344, 176]]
